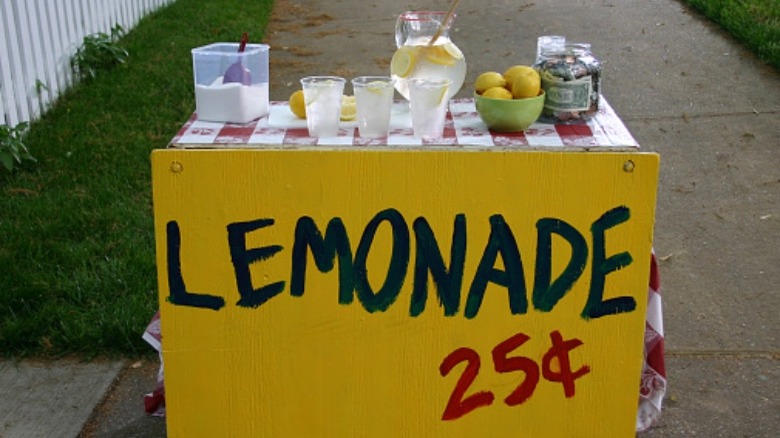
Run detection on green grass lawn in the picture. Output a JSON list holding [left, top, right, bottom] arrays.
[[685, 0, 780, 69], [0, 0, 272, 358]]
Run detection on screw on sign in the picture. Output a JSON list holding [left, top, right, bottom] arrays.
[[439, 330, 591, 421]]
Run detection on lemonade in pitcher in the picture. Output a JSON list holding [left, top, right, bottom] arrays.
[[391, 11, 466, 101]]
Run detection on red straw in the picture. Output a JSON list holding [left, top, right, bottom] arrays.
[[238, 32, 248, 52]]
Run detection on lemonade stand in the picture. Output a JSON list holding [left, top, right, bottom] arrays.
[[149, 5, 663, 437]]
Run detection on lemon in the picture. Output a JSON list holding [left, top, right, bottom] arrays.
[[474, 71, 507, 94], [424, 45, 456, 66], [482, 86, 513, 99], [289, 90, 306, 119], [509, 68, 541, 99], [340, 95, 356, 121], [503, 65, 536, 89], [391, 46, 418, 78]]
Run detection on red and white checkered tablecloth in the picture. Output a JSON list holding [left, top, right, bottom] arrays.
[[169, 98, 639, 149]]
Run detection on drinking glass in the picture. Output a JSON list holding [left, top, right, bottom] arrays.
[[300, 76, 346, 137], [408, 77, 451, 140], [351, 76, 395, 138]]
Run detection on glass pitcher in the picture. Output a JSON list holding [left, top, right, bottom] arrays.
[[391, 11, 466, 101]]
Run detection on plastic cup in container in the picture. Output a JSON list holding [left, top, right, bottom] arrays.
[[191, 42, 270, 124], [408, 78, 452, 140], [351, 76, 395, 138], [300, 76, 346, 137]]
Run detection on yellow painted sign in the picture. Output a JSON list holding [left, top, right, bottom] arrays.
[[151, 148, 659, 437]]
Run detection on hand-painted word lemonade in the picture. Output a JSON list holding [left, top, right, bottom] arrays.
[[391, 11, 466, 101]]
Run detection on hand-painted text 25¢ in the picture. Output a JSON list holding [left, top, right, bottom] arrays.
[[439, 330, 590, 421]]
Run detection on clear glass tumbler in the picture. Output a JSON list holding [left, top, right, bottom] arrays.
[[351, 76, 395, 138], [300, 76, 346, 137]]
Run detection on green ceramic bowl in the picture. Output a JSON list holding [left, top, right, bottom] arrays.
[[474, 90, 545, 132]]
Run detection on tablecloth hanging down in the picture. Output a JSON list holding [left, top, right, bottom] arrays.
[[636, 253, 667, 432], [142, 255, 667, 431], [141, 313, 164, 417]]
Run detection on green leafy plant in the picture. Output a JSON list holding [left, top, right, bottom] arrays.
[[0, 122, 35, 172], [71, 24, 130, 80]]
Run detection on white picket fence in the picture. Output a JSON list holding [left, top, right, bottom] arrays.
[[0, 0, 176, 127]]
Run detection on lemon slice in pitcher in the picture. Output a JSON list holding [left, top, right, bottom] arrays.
[[443, 41, 463, 60], [424, 42, 463, 66], [391, 46, 418, 78], [423, 45, 456, 66]]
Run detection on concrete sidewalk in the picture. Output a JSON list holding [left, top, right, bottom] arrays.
[[2, 0, 778, 436], [0, 359, 124, 437]]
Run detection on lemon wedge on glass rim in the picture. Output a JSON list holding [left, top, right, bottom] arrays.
[[391, 46, 418, 78], [366, 81, 390, 95]]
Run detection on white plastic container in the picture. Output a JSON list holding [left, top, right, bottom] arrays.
[[191, 42, 270, 124]]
